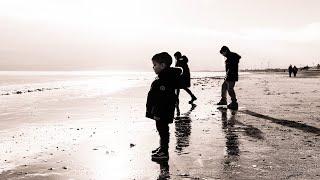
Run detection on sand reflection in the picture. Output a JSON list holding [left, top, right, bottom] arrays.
[[174, 104, 196, 155], [218, 108, 240, 171]]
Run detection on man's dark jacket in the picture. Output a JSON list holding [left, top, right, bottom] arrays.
[[225, 52, 241, 81], [146, 67, 182, 123]]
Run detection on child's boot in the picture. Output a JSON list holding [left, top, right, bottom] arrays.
[[189, 95, 197, 104], [217, 98, 227, 105], [227, 101, 238, 110], [151, 147, 161, 154], [151, 148, 169, 161]]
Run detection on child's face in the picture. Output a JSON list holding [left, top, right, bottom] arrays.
[[152, 61, 166, 74], [221, 51, 227, 57]]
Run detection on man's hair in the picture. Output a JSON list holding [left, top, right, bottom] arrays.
[[152, 52, 172, 66], [174, 51, 182, 58], [220, 46, 230, 54]]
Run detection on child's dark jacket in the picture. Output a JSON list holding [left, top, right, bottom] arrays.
[[175, 57, 191, 88], [146, 67, 182, 123], [225, 52, 241, 81]]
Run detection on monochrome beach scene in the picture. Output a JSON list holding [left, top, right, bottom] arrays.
[[1, 1, 320, 179]]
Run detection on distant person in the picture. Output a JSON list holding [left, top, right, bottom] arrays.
[[293, 65, 298, 77], [146, 52, 182, 161], [288, 65, 293, 77], [217, 46, 241, 110], [174, 52, 197, 105]]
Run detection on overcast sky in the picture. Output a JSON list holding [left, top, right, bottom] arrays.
[[1, 0, 320, 71]]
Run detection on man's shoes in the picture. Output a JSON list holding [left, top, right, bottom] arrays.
[[217, 99, 227, 105], [189, 96, 197, 104], [152, 150, 169, 161], [151, 147, 161, 154], [227, 102, 238, 110]]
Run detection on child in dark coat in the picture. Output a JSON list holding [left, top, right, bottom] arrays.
[[217, 46, 241, 110], [174, 52, 197, 105], [146, 52, 182, 161]]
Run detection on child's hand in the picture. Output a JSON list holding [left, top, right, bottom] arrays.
[[153, 116, 160, 121]]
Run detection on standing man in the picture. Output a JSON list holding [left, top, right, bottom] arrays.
[[288, 65, 293, 77], [217, 46, 241, 110], [292, 65, 298, 77]]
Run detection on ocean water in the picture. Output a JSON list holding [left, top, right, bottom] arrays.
[[0, 71, 150, 98], [0, 71, 227, 98]]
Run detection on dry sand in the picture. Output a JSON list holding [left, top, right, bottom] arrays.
[[0, 71, 319, 179]]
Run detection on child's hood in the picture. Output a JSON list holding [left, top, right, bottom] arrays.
[[227, 52, 241, 64], [158, 67, 183, 80]]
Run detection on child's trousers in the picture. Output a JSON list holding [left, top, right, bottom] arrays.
[[221, 80, 237, 102], [156, 121, 169, 151]]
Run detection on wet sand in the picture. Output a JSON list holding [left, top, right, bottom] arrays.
[[1, 71, 320, 179]]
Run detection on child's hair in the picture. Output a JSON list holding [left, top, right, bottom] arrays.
[[220, 46, 230, 54], [174, 51, 182, 58], [181, 55, 189, 63], [152, 52, 172, 67]]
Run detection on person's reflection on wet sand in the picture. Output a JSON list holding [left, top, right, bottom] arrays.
[[176, 102, 180, 116], [153, 160, 170, 180], [175, 104, 196, 155], [219, 108, 240, 168]]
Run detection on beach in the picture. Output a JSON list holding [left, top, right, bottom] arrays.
[[1, 71, 320, 180]]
